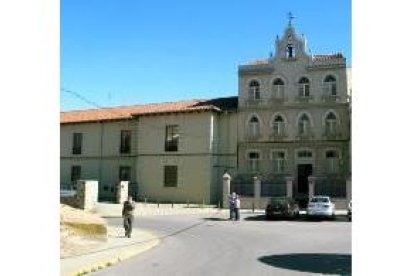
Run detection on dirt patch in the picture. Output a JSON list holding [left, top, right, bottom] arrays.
[[60, 204, 108, 258]]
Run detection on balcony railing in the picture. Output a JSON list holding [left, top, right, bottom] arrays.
[[314, 177, 346, 198], [295, 95, 314, 103], [296, 131, 314, 140], [261, 183, 287, 197], [322, 95, 340, 102]]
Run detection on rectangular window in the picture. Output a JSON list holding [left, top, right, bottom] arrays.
[[72, 133, 83, 154], [119, 166, 131, 181], [272, 151, 286, 173], [327, 159, 339, 173], [249, 122, 259, 138], [248, 152, 260, 172], [272, 85, 284, 99], [273, 122, 285, 136], [164, 166, 178, 187], [165, 125, 179, 152], [120, 130, 131, 154], [326, 121, 337, 136], [299, 84, 310, 97], [71, 166, 81, 182]]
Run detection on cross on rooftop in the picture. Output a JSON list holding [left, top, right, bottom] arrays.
[[288, 12, 295, 26]]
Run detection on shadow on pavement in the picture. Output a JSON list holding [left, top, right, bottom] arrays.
[[258, 253, 351, 275], [203, 217, 230, 221]]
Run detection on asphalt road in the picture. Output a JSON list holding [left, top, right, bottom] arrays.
[[94, 212, 351, 276]]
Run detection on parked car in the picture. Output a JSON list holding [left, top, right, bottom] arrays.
[[60, 183, 76, 197], [307, 196, 335, 219], [347, 200, 352, 221], [265, 197, 300, 220]]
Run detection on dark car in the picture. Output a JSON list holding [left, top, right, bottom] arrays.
[[265, 197, 300, 220]]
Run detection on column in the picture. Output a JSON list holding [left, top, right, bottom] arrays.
[[76, 180, 99, 211], [308, 176, 316, 199], [253, 176, 261, 207], [285, 176, 294, 198], [222, 172, 231, 208], [116, 181, 129, 204]]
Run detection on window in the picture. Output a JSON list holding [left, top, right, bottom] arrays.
[[298, 77, 310, 97], [248, 151, 260, 172], [298, 114, 310, 135], [326, 150, 339, 173], [248, 116, 260, 138], [120, 130, 131, 154], [325, 112, 338, 136], [164, 166, 178, 187], [297, 150, 312, 158], [286, 44, 295, 58], [119, 166, 131, 181], [248, 80, 260, 101], [165, 125, 179, 152], [272, 78, 285, 99], [71, 166, 81, 182], [323, 75, 337, 96], [272, 115, 285, 136], [272, 151, 286, 173], [72, 133, 83, 154]]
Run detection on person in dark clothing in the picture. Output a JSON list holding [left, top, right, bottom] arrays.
[[122, 196, 135, 238]]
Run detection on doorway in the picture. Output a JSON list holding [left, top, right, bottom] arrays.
[[297, 164, 313, 195]]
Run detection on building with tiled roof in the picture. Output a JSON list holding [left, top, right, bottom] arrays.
[[61, 19, 351, 208]]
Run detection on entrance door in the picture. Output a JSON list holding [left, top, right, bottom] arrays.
[[297, 164, 313, 195]]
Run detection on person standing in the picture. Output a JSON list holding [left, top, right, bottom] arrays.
[[235, 194, 241, 221], [228, 192, 236, 220], [122, 196, 135, 238]]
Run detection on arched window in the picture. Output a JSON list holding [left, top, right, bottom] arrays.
[[248, 116, 260, 139], [298, 114, 310, 136], [325, 112, 337, 136], [272, 78, 285, 99], [286, 44, 295, 58], [326, 150, 339, 173], [272, 115, 285, 136], [298, 77, 310, 97], [323, 75, 337, 96], [248, 80, 260, 101]]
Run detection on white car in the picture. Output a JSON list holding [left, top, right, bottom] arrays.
[[307, 196, 335, 219], [60, 183, 77, 198]]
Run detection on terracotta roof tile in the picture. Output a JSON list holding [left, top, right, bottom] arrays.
[[61, 97, 238, 124]]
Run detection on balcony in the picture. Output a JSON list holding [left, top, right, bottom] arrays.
[[322, 95, 340, 103], [245, 98, 265, 108], [296, 131, 314, 140], [269, 129, 287, 141], [295, 95, 314, 103], [322, 131, 342, 140]]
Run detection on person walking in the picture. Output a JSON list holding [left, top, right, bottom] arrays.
[[235, 194, 241, 221], [122, 195, 135, 238]]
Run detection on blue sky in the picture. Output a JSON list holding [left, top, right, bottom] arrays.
[[61, 0, 351, 111]]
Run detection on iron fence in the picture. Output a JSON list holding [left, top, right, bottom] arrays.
[[315, 177, 346, 198], [261, 183, 286, 197]]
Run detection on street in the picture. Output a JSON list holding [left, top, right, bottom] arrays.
[[94, 212, 351, 276]]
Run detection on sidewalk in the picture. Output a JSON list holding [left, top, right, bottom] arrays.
[[91, 202, 225, 218], [61, 226, 160, 276]]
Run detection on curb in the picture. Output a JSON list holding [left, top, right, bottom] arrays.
[[62, 229, 160, 276]]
